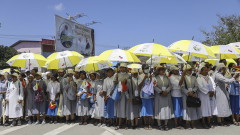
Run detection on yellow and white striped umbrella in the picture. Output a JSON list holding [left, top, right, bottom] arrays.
[[75, 56, 112, 72], [146, 53, 186, 64], [7, 53, 47, 69], [210, 45, 240, 59], [168, 40, 215, 59], [2, 68, 20, 73], [45, 51, 84, 69], [228, 42, 240, 49], [182, 54, 204, 62], [127, 64, 142, 69], [99, 49, 141, 62], [205, 59, 237, 66], [128, 43, 174, 57]]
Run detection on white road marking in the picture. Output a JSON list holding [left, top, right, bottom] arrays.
[[0, 125, 28, 135], [43, 124, 78, 135], [101, 126, 123, 135]]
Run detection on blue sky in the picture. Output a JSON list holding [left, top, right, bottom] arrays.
[[0, 0, 240, 55]]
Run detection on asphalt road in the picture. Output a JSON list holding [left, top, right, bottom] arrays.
[[0, 123, 239, 135]]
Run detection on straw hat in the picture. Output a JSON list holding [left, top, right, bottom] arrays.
[[183, 64, 192, 70], [67, 69, 74, 74], [120, 63, 127, 68], [131, 68, 139, 74], [11, 73, 19, 78], [170, 65, 179, 71]]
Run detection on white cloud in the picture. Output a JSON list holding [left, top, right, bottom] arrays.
[[54, 3, 64, 11]]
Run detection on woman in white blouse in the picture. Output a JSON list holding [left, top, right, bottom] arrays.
[[197, 66, 217, 129]]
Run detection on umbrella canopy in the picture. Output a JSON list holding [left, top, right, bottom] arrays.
[[45, 51, 84, 69], [7, 53, 47, 69], [146, 53, 186, 64], [168, 40, 215, 59], [182, 54, 204, 62], [228, 42, 240, 49], [127, 64, 142, 69], [75, 56, 112, 72], [210, 45, 240, 59], [205, 59, 237, 66], [99, 49, 141, 62], [128, 43, 174, 57], [2, 68, 20, 73]]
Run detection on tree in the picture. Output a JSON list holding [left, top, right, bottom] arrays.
[[201, 14, 240, 46], [0, 45, 18, 69]]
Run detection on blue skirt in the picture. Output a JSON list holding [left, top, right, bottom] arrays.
[[230, 95, 240, 114], [172, 97, 183, 118], [141, 98, 154, 117], [105, 98, 115, 118], [47, 100, 59, 116]]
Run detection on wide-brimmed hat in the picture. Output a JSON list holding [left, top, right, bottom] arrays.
[[11, 73, 19, 78], [120, 63, 127, 68], [170, 65, 179, 71], [183, 64, 192, 70], [36, 72, 42, 76], [131, 68, 139, 74], [67, 69, 74, 74]]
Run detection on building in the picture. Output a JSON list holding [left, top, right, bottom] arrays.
[[10, 39, 55, 57]]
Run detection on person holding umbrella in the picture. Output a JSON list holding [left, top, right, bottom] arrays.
[[139, 64, 154, 130]]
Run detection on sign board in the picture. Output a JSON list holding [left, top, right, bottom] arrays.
[[55, 15, 95, 56]]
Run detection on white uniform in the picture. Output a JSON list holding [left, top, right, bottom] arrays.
[[5, 81, 24, 118], [197, 74, 218, 117]]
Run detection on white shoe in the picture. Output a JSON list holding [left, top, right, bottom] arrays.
[[35, 120, 40, 125], [42, 120, 46, 125]]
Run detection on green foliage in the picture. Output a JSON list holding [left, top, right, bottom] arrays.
[[0, 45, 18, 69], [201, 14, 240, 46]]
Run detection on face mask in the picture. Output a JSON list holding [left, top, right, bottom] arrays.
[[144, 69, 150, 74]]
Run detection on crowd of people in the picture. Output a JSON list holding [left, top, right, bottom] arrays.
[[0, 59, 240, 131]]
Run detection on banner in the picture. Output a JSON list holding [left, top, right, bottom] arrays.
[[55, 15, 95, 56]]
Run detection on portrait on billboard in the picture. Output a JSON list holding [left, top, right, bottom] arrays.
[[55, 15, 95, 56]]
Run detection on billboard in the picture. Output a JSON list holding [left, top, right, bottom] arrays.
[[55, 15, 95, 56]]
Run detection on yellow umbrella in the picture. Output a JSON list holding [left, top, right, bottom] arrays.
[[99, 49, 140, 62], [2, 68, 20, 73], [168, 40, 215, 60], [182, 54, 204, 62], [45, 51, 84, 69], [205, 59, 237, 66], [228, 42, 240, 49], [7, 53, 47, 69], [128, 43, 174, 57], [146, 53, 186, 64], [75, 56, 112, 72], [210, 45, 240, 59]]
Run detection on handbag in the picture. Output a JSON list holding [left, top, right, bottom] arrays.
[[34, 82, 44, 102], [184, 78, 201, 107], [186, 96, 201, 107], [131, 78, 142, 105], [111, 84, 120, 101]]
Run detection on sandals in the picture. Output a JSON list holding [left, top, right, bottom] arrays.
[[115, 126, 120, 130], [164, 125, 169, 131], [148, 125, 152, 130]]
